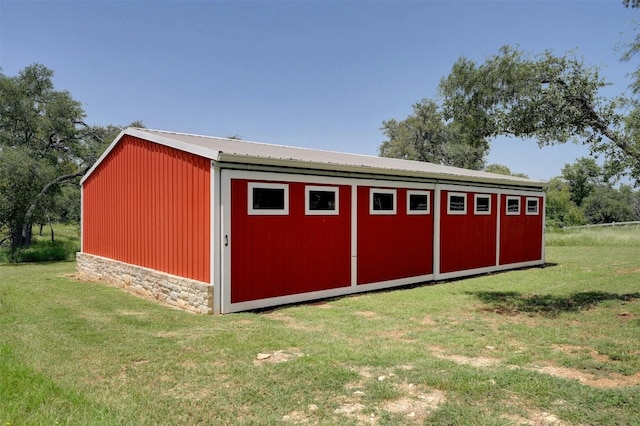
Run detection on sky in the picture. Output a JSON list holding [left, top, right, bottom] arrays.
[[1, 0, 638, 181]]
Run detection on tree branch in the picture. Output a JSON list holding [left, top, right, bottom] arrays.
[[20, 168, 87, 241]]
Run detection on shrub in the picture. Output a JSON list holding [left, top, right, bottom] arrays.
[[4, 240, 78, 263]]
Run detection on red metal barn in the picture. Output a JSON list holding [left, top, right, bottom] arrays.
[[78, 128, 546, 314]]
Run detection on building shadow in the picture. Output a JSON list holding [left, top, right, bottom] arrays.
[[467, 290, 640, 317]]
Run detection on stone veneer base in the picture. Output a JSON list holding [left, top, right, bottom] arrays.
[[76, 252, 213, 314]]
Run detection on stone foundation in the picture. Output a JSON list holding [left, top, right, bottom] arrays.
[[76, 252, 213, 314]]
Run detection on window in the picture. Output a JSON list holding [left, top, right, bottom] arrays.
[[526, 197, 539, 215], [305, 186, 339, 215], [506, 196, 520, 215], [447, 192, 467, 215], [370, 188, 396, 215], [474, 194, 491, 215], [407, 190, 430, 215], [248, 182, 289, 215]]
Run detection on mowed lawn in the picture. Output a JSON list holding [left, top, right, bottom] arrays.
[[1, 227, 639, 425]]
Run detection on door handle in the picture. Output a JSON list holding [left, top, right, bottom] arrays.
[[224, 235, 229, 247]]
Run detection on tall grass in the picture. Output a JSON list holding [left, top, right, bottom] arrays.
[[546, 224, 640, 247], [0, 224, 80, 263]]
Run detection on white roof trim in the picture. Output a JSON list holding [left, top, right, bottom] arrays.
[[81, 127, 547, 189]]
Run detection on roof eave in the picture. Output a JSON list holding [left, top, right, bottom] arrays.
[[216, 153, 547, 189]]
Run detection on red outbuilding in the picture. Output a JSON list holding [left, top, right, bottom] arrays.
[[78, 128, 546, 314]]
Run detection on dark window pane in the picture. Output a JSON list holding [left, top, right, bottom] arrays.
[[373, 192, 394, 211], [527, 199, 538, 213], [449, 195, 465, 211], [476, 196, 490, 212], [507, 198, 520, 213], [309, 190, 336, 211], [253, 188, 285, 210], [409, 194, 429, 211]]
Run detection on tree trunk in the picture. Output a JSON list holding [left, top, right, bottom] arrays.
[[47, 214, 55, 242], [19, 170, 84, 248]]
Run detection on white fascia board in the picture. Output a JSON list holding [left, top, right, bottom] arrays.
[[128, 128, 220, 160], [80, 129, 127, 185]]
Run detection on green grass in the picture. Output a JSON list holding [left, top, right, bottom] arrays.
[[1, 227, 639, 424], [546, 224, 640, 247]]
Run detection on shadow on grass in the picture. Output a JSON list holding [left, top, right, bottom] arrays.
[[468, 291, 640, 317]]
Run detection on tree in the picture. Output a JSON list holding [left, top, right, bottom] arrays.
[[379, 99, 488, 170], [438, 45, 640, 184], [560, 157, 602, 206], [582, 185, 637, 223], [484, 163, 529, 178], [544, 177, 586, 228], [0, 64, 129, 249]]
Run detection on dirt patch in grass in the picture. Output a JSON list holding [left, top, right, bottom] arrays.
[[615, 267, 640, 275], [310, 301, 333, 309], [419, 314, 437, 326], [265, 312, 324, 331], [334, 366, 446, 424], [355, 311, 381, 319], [500, 396, 571, 426], [532, 363, 640, 389], [254, 349, 304, 365], [382, 381, 446, 423], [428, 346, 502, 368], [502, 411, 568, 426], [552, 344, 611, 362]]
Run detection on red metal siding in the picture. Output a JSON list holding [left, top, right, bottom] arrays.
[[230, 179, 351, 303], [357, 187, 433, 284], [439, 191, 498, 274], [499, 195, 544, 265], [82, 135, 211, 282]]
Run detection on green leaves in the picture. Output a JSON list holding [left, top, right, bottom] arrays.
[[0, 64, 119, 249], [436, 44, 640, 185], [379, 99, 487, 170]]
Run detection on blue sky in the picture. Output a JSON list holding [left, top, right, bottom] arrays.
[[1, 0, 637, 180]]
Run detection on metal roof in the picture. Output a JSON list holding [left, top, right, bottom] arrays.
[[82, 127, 547, 189]]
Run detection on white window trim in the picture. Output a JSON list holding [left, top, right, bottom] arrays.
[[526, 197, 540, 215], [447, 192, 467, 215], [248, 182, 289, 215], [407, 190, 431, 215], [506, 196, 521, 215], [370, 188, 397, 215], [474, 194, 491, 215], [305, 185, 339, 216]]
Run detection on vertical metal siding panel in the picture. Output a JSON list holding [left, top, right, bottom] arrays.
[[169, 149, 177, 275], [142, 140, 148, 268], [177, 151, 185, 277], [147, 143, 155, 271], [125, 138, 131, 264], [159, 146, 166, 272], [195, 158, 203, 281], [178, 151, 186, 278], [130, 138, 136, 265], [202, 159, 211, 282], [187, 155, 194, 279], [182, 152, 190, 279]]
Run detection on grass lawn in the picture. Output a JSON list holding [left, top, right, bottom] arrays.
[[1, 226, 639, 425]]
